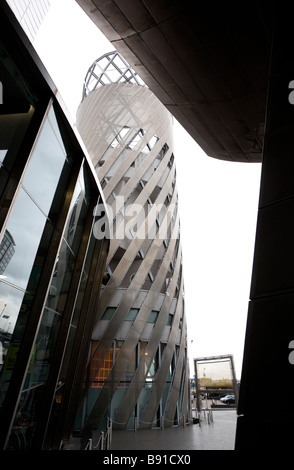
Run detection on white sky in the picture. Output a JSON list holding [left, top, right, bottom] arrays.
[[33, 0, 262, 379]]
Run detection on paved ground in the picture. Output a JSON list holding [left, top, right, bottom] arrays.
[[110, 409, 237, 451]]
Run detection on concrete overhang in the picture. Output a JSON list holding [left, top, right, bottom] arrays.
[[76, 1, 274, 162]]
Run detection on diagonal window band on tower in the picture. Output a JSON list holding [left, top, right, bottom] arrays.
[[75, 51, 190, 434]]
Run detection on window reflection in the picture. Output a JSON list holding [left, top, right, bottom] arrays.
[[0, 150, 8, 163], [0, 190, 49, 373], [0, 188, 46, 291], [0, 230, 15, 274], [0, 285, 24, 380], [71, 233, 96, 328], [8, 162, 98, 442], [0, 106, 68, 404], [46, 241, 75, 314], [22, 107, 67, 216], [23, 308, 61, 390], [0, 105, 72, 366], [63, 178, 89, 256], [46, 168, 90, 314]]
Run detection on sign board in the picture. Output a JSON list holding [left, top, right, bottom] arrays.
[[194, 354, 238, 411]]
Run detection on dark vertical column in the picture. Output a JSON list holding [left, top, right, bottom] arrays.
[[235, 6, 294, 449]]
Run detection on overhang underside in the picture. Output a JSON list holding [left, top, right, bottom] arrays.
[[76, 0, 274, 163]]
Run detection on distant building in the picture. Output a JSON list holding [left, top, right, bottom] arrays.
[[6, 0, 51, 42], [0, 230, 15, 275]]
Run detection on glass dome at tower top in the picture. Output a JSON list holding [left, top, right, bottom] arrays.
[[82, 50, 146, 100]]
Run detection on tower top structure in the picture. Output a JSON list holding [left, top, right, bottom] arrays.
[[82, 50, 146, 100]]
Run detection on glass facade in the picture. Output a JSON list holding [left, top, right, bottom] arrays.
[[6, 0, 51, 43], [0, 7, 109, 449]]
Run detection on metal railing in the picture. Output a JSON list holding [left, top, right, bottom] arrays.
[[83, 410, 208, 450], [85, 418, 112, 450]]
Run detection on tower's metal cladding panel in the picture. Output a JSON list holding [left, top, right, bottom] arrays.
[[76, 51, 190, 431]]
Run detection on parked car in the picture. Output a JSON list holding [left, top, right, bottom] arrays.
[[220, 394, 235, 404]]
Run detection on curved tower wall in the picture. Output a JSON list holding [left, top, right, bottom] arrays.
[[76, 56, 189, 431]]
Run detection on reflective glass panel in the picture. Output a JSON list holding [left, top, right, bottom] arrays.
[[63, 177, 88, 257], [45, 167, 91, 314], [71, 233, 96, 327], [56, 325, 76, 387], [45, 239, 75, 314], [147, 310, 158, 323], [125, 308, 139, 321], [23, 308, 61, 389], [0, 188, 46, 291], [0, 189, 47, 399], [101, 307, 116, 320], [22, 107, 67, 216], [0, 283, 24, 380], [8, 306, 61, 450], [0, 150, 7, 163]]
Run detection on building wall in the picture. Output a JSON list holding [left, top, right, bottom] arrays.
[[235, 8, 294, 449], [76, 64, 190, 432], [0, 7, 109, 449]]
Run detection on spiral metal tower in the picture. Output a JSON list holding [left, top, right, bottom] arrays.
[[76, 51, 190, 432]]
